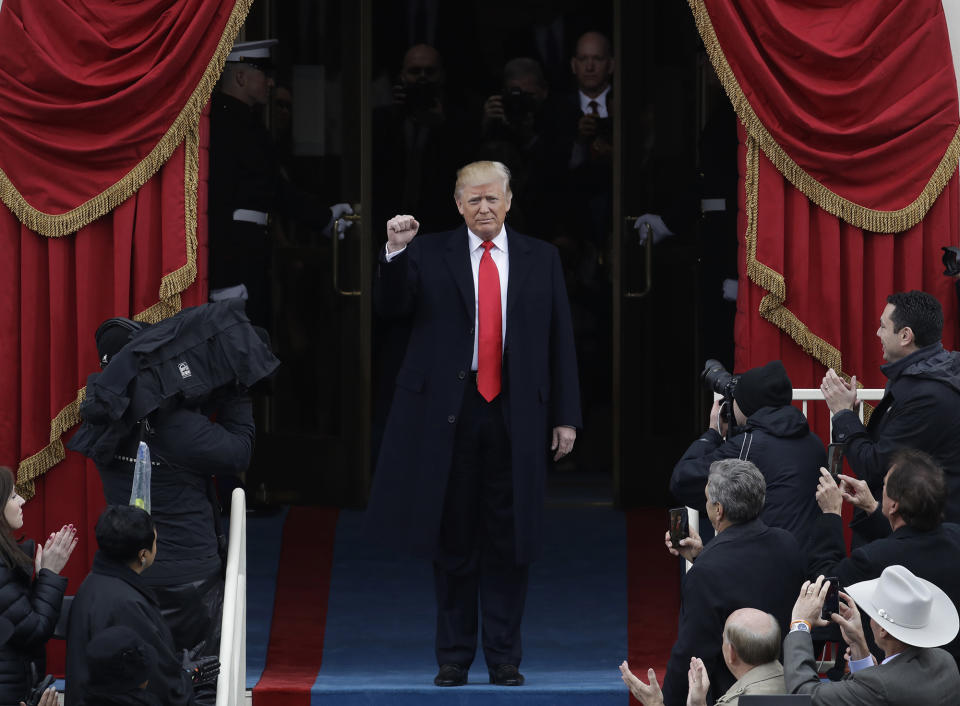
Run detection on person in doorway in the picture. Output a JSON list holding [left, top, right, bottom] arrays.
[[365, 160, 581, 687]]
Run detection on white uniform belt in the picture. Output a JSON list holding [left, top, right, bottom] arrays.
[[233, 209, 270, 225], [700, 198, 726, 213]]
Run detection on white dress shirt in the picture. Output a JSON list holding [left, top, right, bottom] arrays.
[[468, 227, 508, 370], [578, 85, 611, 117]]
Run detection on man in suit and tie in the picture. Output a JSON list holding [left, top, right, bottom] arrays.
[[786, 568, 960, 704], [365, 160, 582, 687]]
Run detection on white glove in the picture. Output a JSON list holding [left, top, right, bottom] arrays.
[[323, 203, 355, 239], [634, 213, 674, 245], [722, 278, 738, 302]]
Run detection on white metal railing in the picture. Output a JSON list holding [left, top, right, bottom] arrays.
[[216, 488, 247, 706], [714, 387, 885, 435]]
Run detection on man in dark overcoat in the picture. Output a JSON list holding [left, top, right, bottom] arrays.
[[661, 459, 804, 706], [365, 160, 581, 687]]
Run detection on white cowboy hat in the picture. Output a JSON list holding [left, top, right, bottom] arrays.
[[846, 565, 959, 648]]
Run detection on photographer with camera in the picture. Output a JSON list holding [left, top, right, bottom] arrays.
[[671, 360, 826, 548], [477, 58, 566, 237], [372, 44, 476, 234]]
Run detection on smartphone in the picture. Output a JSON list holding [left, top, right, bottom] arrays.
[[668, 507, 689, 547], [827, 443, 845, 483], [821, 576, 840, 620]]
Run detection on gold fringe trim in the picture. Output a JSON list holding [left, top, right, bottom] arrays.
[[0, 0, 253, 239], [689, 0, 960, 234], [14, 0, 250, 496], [744, 137, 873, 425]]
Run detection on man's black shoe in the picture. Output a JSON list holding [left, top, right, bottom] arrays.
[[488, 664, 524, 686], [434, 664, 468, 686]]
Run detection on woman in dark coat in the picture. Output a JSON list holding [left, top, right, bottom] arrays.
[[0, 466, 77, 705]]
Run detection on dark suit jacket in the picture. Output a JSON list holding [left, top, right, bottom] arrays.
[[662, 519, 804, 706], [807, 512, 960, 667], [365, 225, 581, 564], [784, 630, 960, 705]]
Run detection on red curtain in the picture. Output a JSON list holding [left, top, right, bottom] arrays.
[[688, 0, 960, 432], [0, 0, 247, 673]]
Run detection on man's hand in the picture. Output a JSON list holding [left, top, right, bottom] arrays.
[[552, 426, 576, 461], [833, 591, 871, 660], [791, 576, 831, 627], [619, 661, 664, 706], [815, 467, 843, 515], [386, 214, 420, 253], [665, 526, 703, 563], [839, 475, 879, 515], [482, 94, 505, 127], [577, 114, 597, 142], [686, 657, 710, 706], [821, 369, 858, 416], [20, 687, 57, 706]]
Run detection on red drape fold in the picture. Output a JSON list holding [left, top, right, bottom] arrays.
[[0, 0, 248, 236], [692, 0, 960, 232]]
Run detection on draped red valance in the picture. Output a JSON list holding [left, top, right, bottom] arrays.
[[0, 0, 247, 237], [689, 0, 960, 445], [693, 0, 960, 232]]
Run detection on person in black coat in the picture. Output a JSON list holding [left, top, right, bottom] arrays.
[[65, 506, 200, 706], [80, 625, 162, 705], [83, 317, 254, 706], [671, 360, 826, 549], [821, 290, 960, 543], [808, 447, 960, 668], [0, 466, 76, 706], [365, 161, 581, 687], [661, 459, 804, 706]]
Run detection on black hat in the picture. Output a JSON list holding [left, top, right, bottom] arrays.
[[95, 317, 145, 368], [733, 360, 792, 417], [85, 625, 158, 694]]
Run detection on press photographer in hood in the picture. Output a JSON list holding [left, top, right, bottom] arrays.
[[670, 360, 826, 548]]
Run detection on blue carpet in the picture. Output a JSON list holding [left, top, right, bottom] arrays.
[[309, 506, 628, 705]]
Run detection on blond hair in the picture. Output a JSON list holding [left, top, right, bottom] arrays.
[[454, 161, 512, 199]]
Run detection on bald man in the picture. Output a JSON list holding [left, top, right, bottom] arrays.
[[620, 608, 786, 706]]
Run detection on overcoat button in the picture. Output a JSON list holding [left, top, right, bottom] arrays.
[[448, 415, 456, 423]]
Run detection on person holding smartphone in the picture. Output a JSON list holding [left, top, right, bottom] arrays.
[[808, 448, 960, 669]]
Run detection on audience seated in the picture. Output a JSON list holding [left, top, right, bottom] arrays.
[[0, 466, 76, 705], [809, 448, 960, 668], [65, 506, 206, 706], [786, 569, 960, 703], [621, 607, 785, 706], [660, 459, 803, 706]]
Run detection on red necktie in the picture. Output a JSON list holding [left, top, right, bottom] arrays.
[[477, 241, 502, 402]]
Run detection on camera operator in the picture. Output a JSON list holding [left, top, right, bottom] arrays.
[[477, 58, 566, 236], [671, 360, 826, 548]]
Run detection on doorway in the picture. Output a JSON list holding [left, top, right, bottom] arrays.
[[235, 0, 725, 509]]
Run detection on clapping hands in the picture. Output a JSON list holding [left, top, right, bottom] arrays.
[[35, 524, 78, 576]]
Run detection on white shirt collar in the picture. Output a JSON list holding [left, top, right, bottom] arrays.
[[579, 85, 611, 114], [467, 226, 508, 253]]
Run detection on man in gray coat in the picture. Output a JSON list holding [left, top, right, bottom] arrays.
[[786, 567, 960, 704]]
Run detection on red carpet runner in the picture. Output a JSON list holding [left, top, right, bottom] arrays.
[[626, 508, 682, 702], [252, 507, 340, 706]]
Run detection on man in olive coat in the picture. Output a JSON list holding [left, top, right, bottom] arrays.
[[365, 160, 581, 687]]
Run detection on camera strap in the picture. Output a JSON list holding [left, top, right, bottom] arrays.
[[738, 432, 754, 461]]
